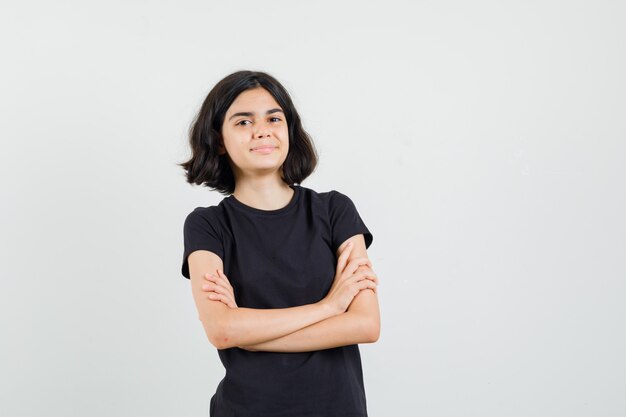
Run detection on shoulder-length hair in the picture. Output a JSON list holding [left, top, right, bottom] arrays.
[[179, 70, 318, 195]]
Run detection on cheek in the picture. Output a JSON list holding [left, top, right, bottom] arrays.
[[221, 130, 244, 151], [278, 126, 289, 143]]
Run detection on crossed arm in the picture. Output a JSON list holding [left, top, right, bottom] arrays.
[[238, 287, 379, 352], [188, 234, 380, 353]]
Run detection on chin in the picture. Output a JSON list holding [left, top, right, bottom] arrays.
[[247, 160, 282, 171]]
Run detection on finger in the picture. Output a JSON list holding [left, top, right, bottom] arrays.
[[207, 271, 230, 290], [349, 271, 378, 288], [353, 268, 378, 293], [206, 274, 230, 290], [205, 275, 237, 304], [350, 257, 372, 270], [216, 269, 234, 289], [217, 269, 229, 281], [207, 292, 221, 300], [205, 282, 236, 303], [203, 283, 231, 298], [357, 269, 378, 284], [211, 293, 231, 307], [205, 276, 228, 294], [355, 265, 376, 278], [346, 257, 372, 275], [356, 264, 375, 273], [356, 279, 378, 292], [214, 292, 237, 308], [217, 269, 235, 289], [222, 293, 237, 308], [337, 242, 353, 272], [358, 273, 378, 286], [207, 292, 235, 307], [204, 273, 218, 282]]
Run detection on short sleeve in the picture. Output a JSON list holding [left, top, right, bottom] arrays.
[[328, 191, 373, 253], [181, 208, 224, 279]]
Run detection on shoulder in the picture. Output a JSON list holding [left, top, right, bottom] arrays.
[[184, 205, 221, 223], [297, 185, 352, 208], [183, 203, 228, 235], [304, 187, 373, 250]]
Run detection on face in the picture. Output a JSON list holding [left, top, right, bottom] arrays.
[[219, 87, 289, 181]]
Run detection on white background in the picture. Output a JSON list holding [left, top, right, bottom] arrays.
[[1, 1, 625, 416]]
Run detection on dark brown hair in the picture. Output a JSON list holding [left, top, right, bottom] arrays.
[[179, 70, 318, 195]]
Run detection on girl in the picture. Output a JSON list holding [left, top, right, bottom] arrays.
[[179, 70, 380, 416]]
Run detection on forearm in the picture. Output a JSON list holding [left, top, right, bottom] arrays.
[[213, 301, 337, 349], [202, 235, 378, 351], [239, 308, 375, 353]]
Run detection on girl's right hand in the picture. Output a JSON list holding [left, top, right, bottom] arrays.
[[321, 242, 378, 315]]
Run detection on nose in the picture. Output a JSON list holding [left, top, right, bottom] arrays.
[[254, 121, 272, 138]]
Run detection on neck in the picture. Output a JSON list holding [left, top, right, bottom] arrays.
[[232, 175, 295, 211]]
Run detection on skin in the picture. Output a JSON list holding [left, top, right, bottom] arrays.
[[218, 86, 294, 211], [189, 86, 380, 352]]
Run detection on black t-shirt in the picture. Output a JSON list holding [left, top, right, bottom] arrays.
[[181, 184, 373, 417]]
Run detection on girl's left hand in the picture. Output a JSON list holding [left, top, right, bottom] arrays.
[[201, 269, 238, 309]]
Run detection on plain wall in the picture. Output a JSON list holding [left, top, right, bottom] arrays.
[[1, 1, 625, 416]]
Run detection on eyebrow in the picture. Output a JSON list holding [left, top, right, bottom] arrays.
[[228, 108, 284, 121]]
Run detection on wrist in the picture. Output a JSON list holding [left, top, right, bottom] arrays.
[[318, 299, 341, 318]]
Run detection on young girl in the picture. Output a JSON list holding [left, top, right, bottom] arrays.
[[179, 70, 380, 417]]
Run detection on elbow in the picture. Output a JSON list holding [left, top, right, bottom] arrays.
[[201, 317, 236, 350], [349, 305, 380, 344], [359, 315, 380, 343], [366, 319, 380, 343], [209, 331, 230, 350]]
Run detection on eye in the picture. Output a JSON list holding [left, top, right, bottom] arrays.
[[270, 117, 282, 122], [236, 120, 251, 126]]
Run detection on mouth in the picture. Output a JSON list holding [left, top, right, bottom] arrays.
[[250, 145, 277, 153]]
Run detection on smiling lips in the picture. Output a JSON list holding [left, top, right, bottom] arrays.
[[250, 145, 277, 154]]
